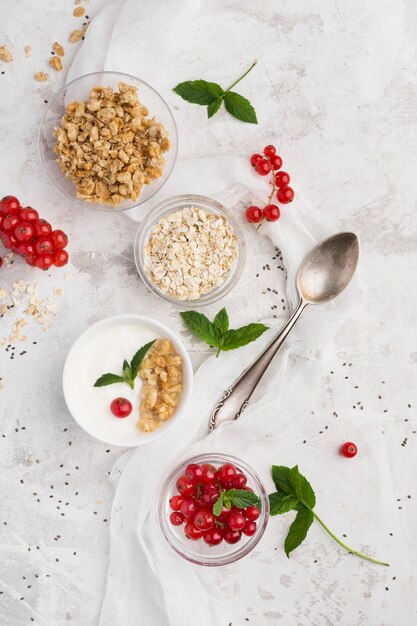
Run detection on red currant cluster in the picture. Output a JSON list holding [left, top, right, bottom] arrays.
[[169, 462, 260, 545], [246, 145, 295, 224], [0, 195, 69, 270]]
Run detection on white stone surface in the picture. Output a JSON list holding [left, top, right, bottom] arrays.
[[0, 1, 416, 625]]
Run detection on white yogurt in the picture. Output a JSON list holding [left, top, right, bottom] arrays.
[[63, 315, 193, 447]]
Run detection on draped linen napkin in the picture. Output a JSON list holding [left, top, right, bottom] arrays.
[[68, 2, 362, 624]]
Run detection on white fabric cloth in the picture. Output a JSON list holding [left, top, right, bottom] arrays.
[[68, 2, 362, 625]]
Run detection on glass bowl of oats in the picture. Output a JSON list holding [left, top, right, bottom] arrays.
[[134, 194, 246, 307], [39, 71, 178, 212]]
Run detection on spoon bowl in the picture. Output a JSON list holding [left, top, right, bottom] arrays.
[[297, 232, 360, 304]]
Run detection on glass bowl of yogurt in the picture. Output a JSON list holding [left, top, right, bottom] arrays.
[[62, 314, 193, 447]]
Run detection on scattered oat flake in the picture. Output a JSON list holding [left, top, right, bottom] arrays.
[[69, 30, 84, 43], [24, 45, 32, 58], [0, 383, 4, 390], [50, 56, 63, 71], [52, 42, 65, 57], [64, 272, 72, 281], [73, 6, 85, 16], [35, 71, 48, 82], [0, 288, 8, 299], [54, 288, 64, 296], [0, 45, 13, 62], [88, 252, 95, 259]]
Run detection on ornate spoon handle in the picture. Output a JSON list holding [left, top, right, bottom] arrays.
[[209, 299, 307, 431]]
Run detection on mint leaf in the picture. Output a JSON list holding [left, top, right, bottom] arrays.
[[221, 323, 268, 351], [173, 80, 223, 105], [269, 492, 298, 515], [213, 307, 229, 337], [226, 489, 261, 510], [207, 98, 223, 118], [223, 493, 232, 510], [223, 91, 257, 124], [213, 493, 224, 517], [284, 508, 314, 557], [130, 340, 156, 379], [180, 311, 220, 347], [290, 465, 302, 500], [93, 373, 126, 387], [123, 359, 132, 380], [272, 465, 316, 508]]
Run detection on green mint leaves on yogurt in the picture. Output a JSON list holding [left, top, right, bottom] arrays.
[[93, 340, 156, 390], [180, 308, 268, 357], [173, 61, 258, 123], [269, 465, 389, 566]]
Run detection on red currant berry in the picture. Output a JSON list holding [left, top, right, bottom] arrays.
[[255, 159, 271, 176], [270, 155, 283, 170], [244, 506, 260, 521], [203, 527, 223, 546], [275, 171, 290, 188], [184, 521, 203, 540], [201, 463, 217, 485], [224, 528, 242, 544], [180, 498, 200, 519], [340, 442, 358, 458], [185, 463, 203, 484], [1, 232, 18, 250], [217, 463, 237, 487], [169, 511, 184, 526], [194, 509, 214, 531], [201, 484, 220, 506], [176, 476, 194, 496], [110, 397, 132, 418], [263, 204, 280, 222], [19, 207, 39, 222], [245, 206, 263, 223], [250, 153, 263, 167], [232, 473, 247, 489], [263, 145, 276, 158], [276, 186, 294, 204], [2, 213, 20, 232], [242, 520, 257, 536], [227, 510, 246, 531], [34, 219, 52, 237], [169, 495, 185, 511], [35, 237, 54, 255], [51, 229, 68, 249], [25, 255, 36, 266], [53, 249, 69, 267], [14, 222, 34, 242], [0, 196, 20, 213], [35, 253, 54, 270]]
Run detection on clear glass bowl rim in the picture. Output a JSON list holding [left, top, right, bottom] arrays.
[[134, 194, 246, 308], [157, 452, 269, 567], [38, 70, 178, 213]]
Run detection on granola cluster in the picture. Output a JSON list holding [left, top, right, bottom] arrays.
[[144, 206, 238, 300], [53, 82, 170, 206], [138, 339, 183, 432]]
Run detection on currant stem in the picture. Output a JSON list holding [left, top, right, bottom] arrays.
[[225, 60, 258, 93], [312, 510, 389, 566]]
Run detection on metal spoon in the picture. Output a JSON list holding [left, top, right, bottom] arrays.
[[209, 231, 360, 431]]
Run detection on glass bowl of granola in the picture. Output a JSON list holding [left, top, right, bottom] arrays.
[[39, 71, 178, 212], [134, 194, 246, 307]]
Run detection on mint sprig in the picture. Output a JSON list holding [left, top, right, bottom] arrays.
[[173, 61, 258, 124], [213, 489, 261, 517], [269, 465, 389, 566], [93, 340, 156, 390], [180, 308, 268, 357]]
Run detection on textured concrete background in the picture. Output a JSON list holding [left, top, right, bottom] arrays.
[[1, 0, 417, 624]]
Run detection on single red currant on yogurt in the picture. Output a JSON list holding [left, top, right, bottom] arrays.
[[250, 153, 263, 167], [277, 186, 295, 204], [263, 204, 280, 222], [245, 206, 263, 223], [263, 144, 276, 158], [275, 171, 290, 188], [110, 397, 132, 418], [255, 159, 271, 176], [340, 442, 358, 458]]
